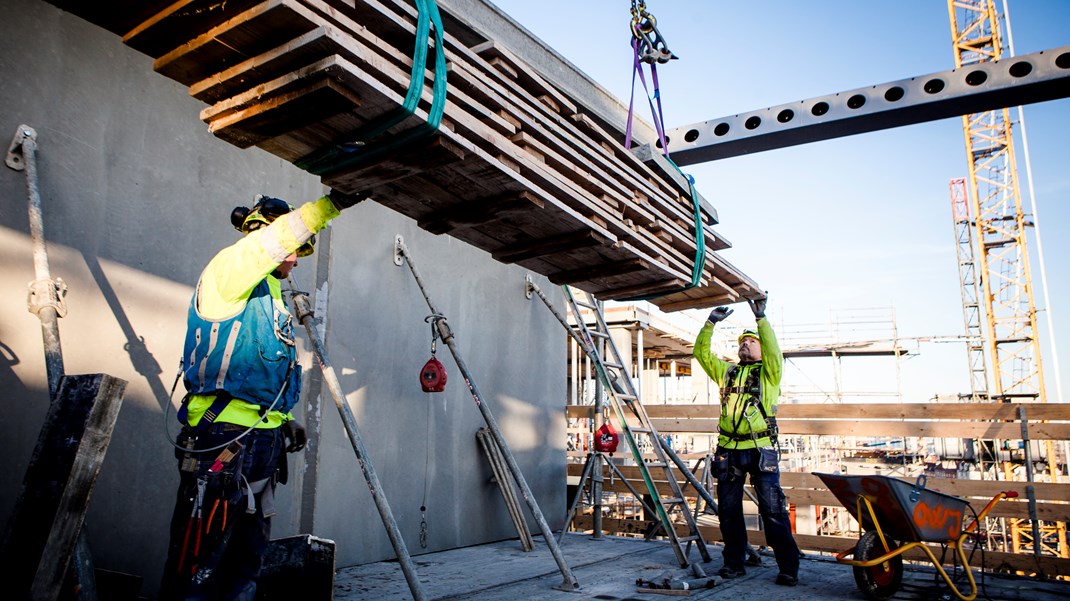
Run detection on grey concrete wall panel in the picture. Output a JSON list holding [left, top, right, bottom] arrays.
[[304, 206, 566, 563], [1, 0, 566, 595], [665, 45, 1070, 165]]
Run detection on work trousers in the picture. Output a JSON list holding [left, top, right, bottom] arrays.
[[716, 446, 800, 577], [160, 424, 282, 601]]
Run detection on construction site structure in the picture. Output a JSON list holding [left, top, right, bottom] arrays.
[[947, 0, 1066, 560]]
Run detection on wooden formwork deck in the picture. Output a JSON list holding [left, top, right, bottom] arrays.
[[47, 0, 764, 311]]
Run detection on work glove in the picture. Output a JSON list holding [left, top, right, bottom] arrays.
[[281, 420, 307, 453], [748, 296, 767, 319], [328, 188, 367, 211], [707, 306, 733, 324]]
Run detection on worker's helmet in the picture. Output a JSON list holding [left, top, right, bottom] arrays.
[[737, 330, 759, 344], [230, 195, 315, 257]]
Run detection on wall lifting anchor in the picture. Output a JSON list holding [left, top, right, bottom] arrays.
[[6, 125, 36, 171]]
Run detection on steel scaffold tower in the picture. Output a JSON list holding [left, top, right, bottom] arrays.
[[947, 0, 1066, 562], [949, 178, 989, 405]]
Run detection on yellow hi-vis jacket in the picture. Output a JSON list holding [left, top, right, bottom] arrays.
[[183, 196, 339, 429], [692, 316, 782, 450]]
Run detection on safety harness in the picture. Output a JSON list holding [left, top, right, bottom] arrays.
[[720, 363, 778, 446]]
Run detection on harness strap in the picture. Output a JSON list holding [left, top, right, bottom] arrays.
[[720, 417, 779, 443], [177, 393, 232, 434], [721, 363, 772, 439]]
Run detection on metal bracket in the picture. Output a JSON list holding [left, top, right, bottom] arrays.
[[393, 235, 405, 266], [27, 277, 68, 318], [6, 125, 36, 171], [524, 274, 534, 300]]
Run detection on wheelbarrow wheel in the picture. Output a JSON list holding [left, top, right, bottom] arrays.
[[853, 530, 903, 600]]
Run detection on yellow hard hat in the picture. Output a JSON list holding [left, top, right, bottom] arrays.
[[737, 330, 759, 344], [230, 195, 315, 257]]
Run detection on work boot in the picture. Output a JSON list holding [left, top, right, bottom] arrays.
[[718, 566, 746, 579], [744, 548, 763, 567], [775, 573, 798, 586]]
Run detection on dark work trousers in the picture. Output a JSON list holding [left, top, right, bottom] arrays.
[[160, 424, 282, 601], [716, 447, 800, 577]]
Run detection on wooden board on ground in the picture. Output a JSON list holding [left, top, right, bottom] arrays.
[[0, 373, 128, 600]]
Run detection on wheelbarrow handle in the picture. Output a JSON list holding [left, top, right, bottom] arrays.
[[963, 490, 1017, 533]]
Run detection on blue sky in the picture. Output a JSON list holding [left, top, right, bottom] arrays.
[[489, 1, 1070, 404]]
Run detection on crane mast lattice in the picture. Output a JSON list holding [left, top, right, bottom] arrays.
[[947, 0, 1066, 562]]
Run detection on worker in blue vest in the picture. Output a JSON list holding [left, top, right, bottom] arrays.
[[693, 296, 800, 587], [160, 189, 364, 601]]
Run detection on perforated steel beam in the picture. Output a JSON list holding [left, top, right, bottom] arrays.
[[665, 45, 1070, 165]]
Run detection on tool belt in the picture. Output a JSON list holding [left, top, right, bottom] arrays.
[[721, 417, 778, 443]]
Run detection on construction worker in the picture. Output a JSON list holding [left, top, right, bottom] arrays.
[[692, 296, 801, 587], [160, 189, 364, 600]]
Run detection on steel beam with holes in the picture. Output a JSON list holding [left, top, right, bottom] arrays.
[[665, 45, 1070, 165]]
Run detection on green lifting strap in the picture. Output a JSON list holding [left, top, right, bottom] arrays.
[[618, 156, 706, 302], [296, 0, 448, 176]]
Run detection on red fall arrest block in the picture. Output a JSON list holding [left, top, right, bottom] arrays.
[[420, 356, 447, 392], [594, 421, 619, 453]]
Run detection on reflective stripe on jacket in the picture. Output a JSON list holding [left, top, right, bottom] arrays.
[[183, 278, 301, 415]]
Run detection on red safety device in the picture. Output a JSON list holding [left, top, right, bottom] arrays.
[[594, 421, 619, 453], [420, 356, 447, 393], [421, 313, 448, 392]]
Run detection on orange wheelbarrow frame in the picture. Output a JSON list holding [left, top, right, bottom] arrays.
[[823, 475, 1016, 601]]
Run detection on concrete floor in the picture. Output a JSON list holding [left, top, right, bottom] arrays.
[[332, 533, 1070, 601]]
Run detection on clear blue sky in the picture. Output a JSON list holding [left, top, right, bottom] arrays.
[[489, 1, 1070, 404]]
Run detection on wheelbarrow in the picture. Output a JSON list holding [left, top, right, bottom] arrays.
[[814, 472, 1018, 601]]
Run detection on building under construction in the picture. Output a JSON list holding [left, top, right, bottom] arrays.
[[1, 0, 1068, 599]]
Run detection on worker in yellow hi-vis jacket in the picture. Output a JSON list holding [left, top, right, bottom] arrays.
[[160, 189, 363, 601], [693, 296, 801, 587]]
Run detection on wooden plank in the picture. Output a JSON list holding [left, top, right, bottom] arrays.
[[208, 73, 368, 150], [122, 0, 265, 57], [776, 402, 1070, 421], [492, 230, 609, 264], [578, 403, 1070, 438], [639, 416, 1070, 440], [579, 402, 1070, 422], [570, 463, 1070, 503], [189, 25, 339, 103], [572, 515, 1070, 576], [418, 191, 544, 235], [773, 419, 1070, 440], [782, 487, 1069, 522], [0, 374, 128, 600], [153, 0, 319, 85], [469, 40, 578, 116]]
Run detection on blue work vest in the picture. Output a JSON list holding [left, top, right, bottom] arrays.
[[182, 279, 301, 414]]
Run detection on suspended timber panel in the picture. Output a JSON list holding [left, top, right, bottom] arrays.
[[48, 0, 763, 309]]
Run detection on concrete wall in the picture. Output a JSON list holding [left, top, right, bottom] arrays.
[[0, 0, 566, 595]]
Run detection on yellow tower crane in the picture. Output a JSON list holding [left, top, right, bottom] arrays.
[[947, 0, 1066, 562]]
